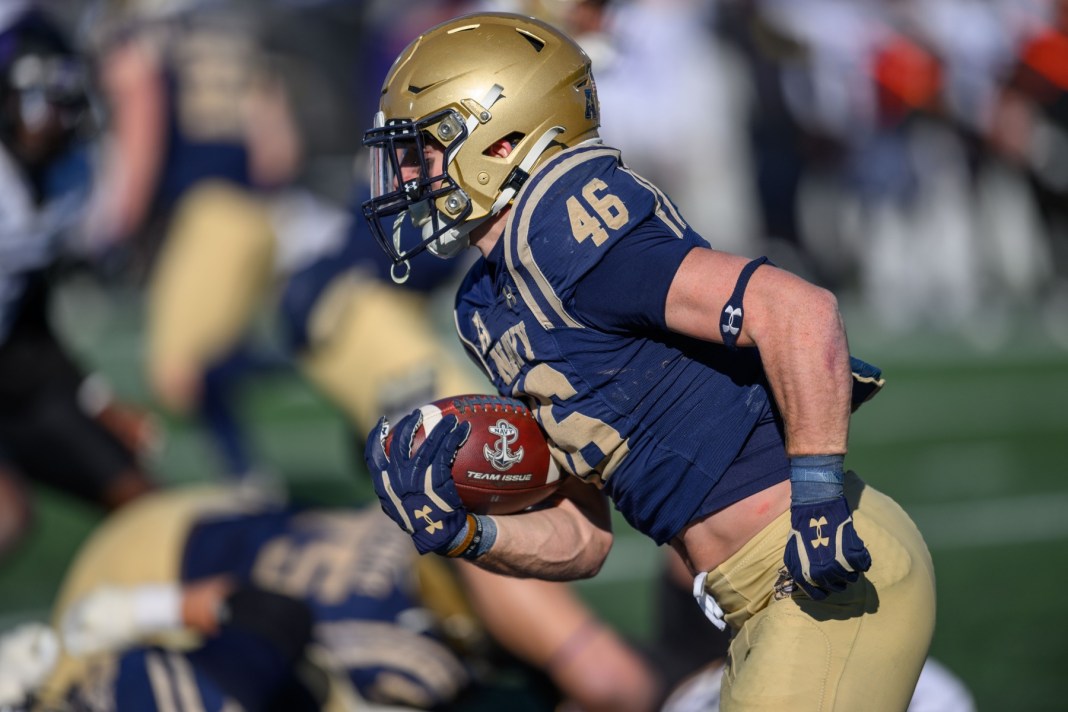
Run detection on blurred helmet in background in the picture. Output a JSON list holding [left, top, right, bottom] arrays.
[[0, 5, 89, 168]]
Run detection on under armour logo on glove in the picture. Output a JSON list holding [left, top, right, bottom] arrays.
[[784, 497, 872, 600], [364, 410, 471, 555], [784, 455, 871, 600]]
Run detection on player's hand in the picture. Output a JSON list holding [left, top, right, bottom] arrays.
[[365, 410, 472, 555], [61, 584, 182, 656], [784, 456, 872, 600], [0, 623, 59, 706]]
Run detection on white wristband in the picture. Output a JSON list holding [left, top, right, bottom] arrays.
[[132, 584, 183, 633]]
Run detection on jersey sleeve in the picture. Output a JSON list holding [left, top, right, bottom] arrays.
[[504, 146, 709, 332], [570, 219, 700, 332]]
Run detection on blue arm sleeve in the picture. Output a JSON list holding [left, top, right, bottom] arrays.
[[570, 221, 699, 332]]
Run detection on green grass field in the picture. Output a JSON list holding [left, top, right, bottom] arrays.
[[1, 282, 1066, 711]]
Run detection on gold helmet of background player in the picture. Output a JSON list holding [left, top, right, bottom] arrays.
[[361, 12, 600, 275]]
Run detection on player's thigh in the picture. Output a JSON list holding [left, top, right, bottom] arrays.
[[300, 278, 486, 432], [831, 479, 936, 712], [147, 180, 276, 372]]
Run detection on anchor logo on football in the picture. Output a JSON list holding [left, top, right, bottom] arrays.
[[484, 419, 524, 471], [414, 505, 443, 534], [808, 516, 830, 549]]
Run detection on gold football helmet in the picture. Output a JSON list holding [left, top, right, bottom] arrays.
[[362, 12, 600, 276]]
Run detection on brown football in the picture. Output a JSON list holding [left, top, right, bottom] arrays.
[[386, 394, 562, 515]]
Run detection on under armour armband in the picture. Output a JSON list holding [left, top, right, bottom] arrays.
[[719, 256, 771, 350]]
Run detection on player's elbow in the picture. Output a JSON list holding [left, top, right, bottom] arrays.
[[580, 527, 613, 578], [798, 284, 843, 333], [549, 513, 612, 580], [785, 283, 847, 349]]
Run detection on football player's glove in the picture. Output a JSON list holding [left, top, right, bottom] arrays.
[[784, 456, 871, 600], [61, 584, 183, 656], [365, 411, 473, 556], [0, 623, 59, 706]]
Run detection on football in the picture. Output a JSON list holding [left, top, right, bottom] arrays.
[[385, 394, 562, 515]]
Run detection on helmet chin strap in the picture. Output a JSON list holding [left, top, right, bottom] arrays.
[[489, 126, 563, 214]]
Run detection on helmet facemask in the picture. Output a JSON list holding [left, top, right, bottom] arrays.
[[363, 107, 478, 278]]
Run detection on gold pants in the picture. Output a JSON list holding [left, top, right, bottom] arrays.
[[147, 180, 276, 408], [703, 473, 936, 712]]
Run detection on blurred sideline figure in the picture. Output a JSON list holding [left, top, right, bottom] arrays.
[[0, 1, 156, 560], [85, 0, 302, 479], [986, 0, 1068, 343], [0, 484, 661, 712]]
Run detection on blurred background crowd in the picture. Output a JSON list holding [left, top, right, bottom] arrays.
[[1, 0, 1067, 710], [41, 0, 1068, 343]]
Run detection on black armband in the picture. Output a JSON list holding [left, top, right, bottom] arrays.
[[719, 256, 770, 350]]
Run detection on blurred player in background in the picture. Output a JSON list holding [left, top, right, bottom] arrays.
[[988, 0, 1068, 319], [362, 12, 935, 711], [0, 1, 156, 560], [0, 483, 661, 712], [279, 182, 482, 441], [85, 0, 302, 480]]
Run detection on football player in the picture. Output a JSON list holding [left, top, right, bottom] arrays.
[[85, 0, 302, 478], [0, 1, 156, 557], [0, 484, 660, 712], [361, 12, 935, 711]]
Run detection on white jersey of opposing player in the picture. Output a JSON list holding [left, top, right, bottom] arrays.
[[0, 143, 91, 342]]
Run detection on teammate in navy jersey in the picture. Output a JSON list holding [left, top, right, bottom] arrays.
[[362, 12, 935, 711], [87, 0, 302, 480], [0, 485, 660, 712]]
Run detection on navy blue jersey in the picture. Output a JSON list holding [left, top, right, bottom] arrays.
[[152, 63, 250, 212], [179, 507, 469, 707], [140, 21, 268, 214], [455, 144, 773, 544]]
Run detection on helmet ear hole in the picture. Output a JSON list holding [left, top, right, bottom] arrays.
[[483, 132, 525, 157]]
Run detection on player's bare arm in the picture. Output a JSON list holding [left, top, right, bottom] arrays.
[[476, 476, 613, 580], [93, 37, 167, 242], [664, 247, 852, 456], [457, 563, 661, 712]]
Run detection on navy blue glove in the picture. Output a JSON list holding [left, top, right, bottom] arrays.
[[784, 455, 872, 600], [365, 410, 472, 555]]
